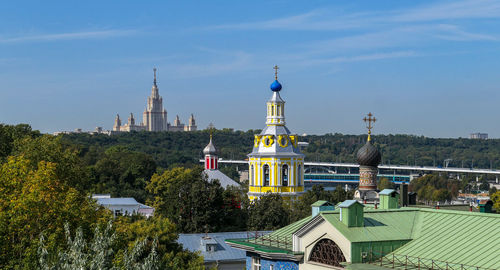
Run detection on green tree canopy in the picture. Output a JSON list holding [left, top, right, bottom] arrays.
[[90, 146, 157, 202], [0, 156, 105, 269], [0, 123, 40, 161], [247, 193, 290, 231], [377, 177, 394, 190], [147, 167, 227, 233]]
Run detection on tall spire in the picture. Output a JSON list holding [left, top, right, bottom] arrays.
[[153, 67, 157, 86]]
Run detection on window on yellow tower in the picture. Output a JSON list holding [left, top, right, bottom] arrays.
[[298, 164, 302, 185], [282, 164, 288, 186], [250, 165, 254, 186], [263, 165, 270, 186]]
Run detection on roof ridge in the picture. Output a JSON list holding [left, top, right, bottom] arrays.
[[418, 208, 500, 218]]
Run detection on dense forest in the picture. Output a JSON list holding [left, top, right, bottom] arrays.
[[62, 129, 500, 170]]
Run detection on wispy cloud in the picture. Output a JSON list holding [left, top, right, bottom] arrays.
[[162, 50, 257, 78], [206, 10, 374, 31], [392, 0, 500, 22], [324, 51, 418, 64], [302, 23, 497, 56], [0, 29, 136, 44], [433, 24, 498, 41], [206, 0, 500, 31], [284, 51, 418, 69]]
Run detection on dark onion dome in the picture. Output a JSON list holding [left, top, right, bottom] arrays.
[[203, 137, 217, 155], [270, 80, 282, 92], [356, 140, 381, 167]]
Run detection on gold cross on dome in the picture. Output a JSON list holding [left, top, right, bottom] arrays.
[[363, 112, 376, 141], [273, 65, 279, 80]]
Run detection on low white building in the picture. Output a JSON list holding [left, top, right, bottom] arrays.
[[92, 194, 154, 218]]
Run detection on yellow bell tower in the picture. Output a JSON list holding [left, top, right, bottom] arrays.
[[247, 66, 305, 201]]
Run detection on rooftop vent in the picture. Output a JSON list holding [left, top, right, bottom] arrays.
[[311, 200, 335, 217], [201, 236, 218, 252], [379, 189, 399, 209], [338, 200, 364, 227]]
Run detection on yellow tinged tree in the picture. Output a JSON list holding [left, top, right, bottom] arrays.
[[0, 156, 104, 269]]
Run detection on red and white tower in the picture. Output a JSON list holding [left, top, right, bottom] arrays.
[[203, 134, 218, 170]]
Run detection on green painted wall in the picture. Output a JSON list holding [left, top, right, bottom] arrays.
[[380, 193, 399, 209], [341, 203, 364, 227], [351, 240, 411, 263]]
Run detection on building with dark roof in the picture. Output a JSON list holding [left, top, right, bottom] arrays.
[[177, 231, 270, 270]]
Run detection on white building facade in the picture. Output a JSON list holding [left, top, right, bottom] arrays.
[[113, 68, 197, 133]]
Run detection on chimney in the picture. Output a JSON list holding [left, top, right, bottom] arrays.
[[400, 184, 409, 207]]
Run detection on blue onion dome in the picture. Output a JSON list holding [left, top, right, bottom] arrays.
[[270, 80, 282, 92], [356, 140, 381, 167]]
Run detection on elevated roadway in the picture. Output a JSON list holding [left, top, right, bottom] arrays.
[[206, 159, 500, 175]]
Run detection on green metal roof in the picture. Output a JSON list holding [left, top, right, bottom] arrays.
[[390, 209, 500, 269], [265, 215, 315, 244], [225, 215, 315, 253], [311, 200, 329, 207], [379, 189, 397, 195], [345, 264, 391, 270], [339, 200, 364, 208], [322, 209, 418, 242], [228, 206, 500, 269]]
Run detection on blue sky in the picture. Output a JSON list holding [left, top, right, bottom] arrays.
[[1, 0, 500, 137]]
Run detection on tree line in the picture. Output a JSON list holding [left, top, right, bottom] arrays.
[[2, 124, 499, 268], [63, 129, 500, 171]]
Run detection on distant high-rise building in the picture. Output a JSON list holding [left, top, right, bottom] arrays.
[[470, 133, 488, 139], [142, 68, 168, 131], [113, 68, 196, 133]]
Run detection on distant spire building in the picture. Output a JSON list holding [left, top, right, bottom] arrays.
[[113, 68, 197, 133], [113, 114, 122, 131], [143, 68, 168, 131]]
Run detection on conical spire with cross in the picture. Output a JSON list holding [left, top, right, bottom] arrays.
[[267, 65, 285, 126]]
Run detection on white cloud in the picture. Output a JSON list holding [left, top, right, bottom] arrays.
[[162, 51, 257, 78], [392, 0, 500, 22], [0, 29, 136, 44], [289, 51, 418, 68], [206, 9, 373, 31], [206, 0, 500, 31], [433, 24, 498, 41]]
